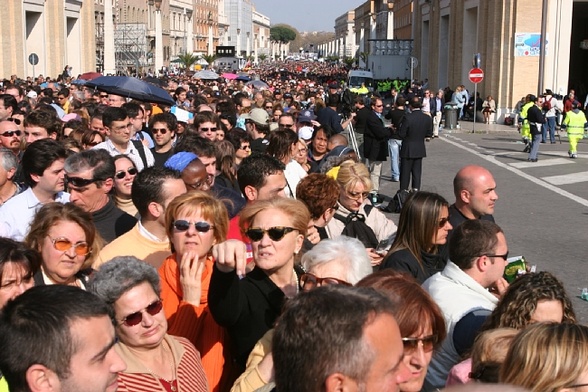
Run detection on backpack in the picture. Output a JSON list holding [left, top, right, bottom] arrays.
[[381, 189, 412, 213], [542, 97, 552, 112], [333, 205, 379, 249], [131, 139, 149, 168]]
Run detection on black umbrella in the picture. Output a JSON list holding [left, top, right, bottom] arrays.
[[86, 76, 174, 106]]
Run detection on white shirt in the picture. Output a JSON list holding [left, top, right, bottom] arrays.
[[93, 139, 154, 171], [0, 187, 70, 241]]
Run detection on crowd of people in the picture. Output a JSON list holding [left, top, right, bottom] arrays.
[[0, 66, 585, 392]]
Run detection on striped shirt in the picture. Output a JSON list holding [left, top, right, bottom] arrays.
[[115, 334, 210, 392]]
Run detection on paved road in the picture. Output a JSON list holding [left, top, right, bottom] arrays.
[[374, 124, 588, 322]]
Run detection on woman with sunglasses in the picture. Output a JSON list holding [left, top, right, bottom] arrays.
[[112, 155, 139, 218], [231, 236, 372, 392], [158, 191, 235, 392], [380, 191, 452, 283], [24, 202, 101, 288], [81, 129, 105, 150], [209, 198, 309, 370], [326, 160, 397, 266], [89, 256, 209, 392], [357, 269, 447, 392]]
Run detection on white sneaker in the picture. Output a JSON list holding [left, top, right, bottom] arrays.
[[572, 153, 578, 159]]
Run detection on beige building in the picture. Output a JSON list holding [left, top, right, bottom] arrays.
[[334, 11, 356, 58], [413, 0, 578, 120], [0, 0, 95, 78]]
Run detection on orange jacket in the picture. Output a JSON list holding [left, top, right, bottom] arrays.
[[159, 254, 237, 392]]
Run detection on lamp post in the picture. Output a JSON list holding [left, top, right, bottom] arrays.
[[152, 0, 163, 75], [254, 32, 258, 64]]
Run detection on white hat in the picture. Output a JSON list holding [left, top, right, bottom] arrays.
[[26, 90, 37, 99], [298, 126, 314, 141]]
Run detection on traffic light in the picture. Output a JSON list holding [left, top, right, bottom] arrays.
[[473, 53, 481, 68]]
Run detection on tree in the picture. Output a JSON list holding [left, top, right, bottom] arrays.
[[176, 53, 199, 71], [202, 54, 217, 65], [270, 25, 296, 60], [258, 54, 268, 62]]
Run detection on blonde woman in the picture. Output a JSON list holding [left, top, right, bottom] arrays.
[[500, 323, 588, 391], [325, 160, 397, 266]]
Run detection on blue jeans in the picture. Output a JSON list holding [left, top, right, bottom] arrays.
[[543, 116, 556, 143], [388, 139, 402, 181], [529, 133, 542, 160]]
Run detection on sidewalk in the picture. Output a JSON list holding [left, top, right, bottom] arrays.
[[442, 119, 520, 135]]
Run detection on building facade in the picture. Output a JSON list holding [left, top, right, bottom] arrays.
[[0, 0, 95, 78], [413, 0, 575, 121]]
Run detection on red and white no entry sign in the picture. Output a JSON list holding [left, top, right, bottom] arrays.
[[469, 67, 484, 84]]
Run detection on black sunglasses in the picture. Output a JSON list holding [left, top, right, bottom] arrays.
[[438, 217, 450, 228], [1, 130, 21, 137], [402, 335, 438, 353], [152, 128, 169, 135], [115, 167, 138, 179], [200, 127, 217, 132], [245, 226, 297, 242], [485, 252, 509, 261], [119, 299, 163, 327], [173, 220, 214, 233], [65, 176, 100, 188], [7, 118, 21, 125]]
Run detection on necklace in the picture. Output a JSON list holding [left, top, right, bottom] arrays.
[[141, 340, 179, 392]]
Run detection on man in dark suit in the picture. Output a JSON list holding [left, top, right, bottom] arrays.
[[398, 96, 433, 191], [352, 96, 371, 161], [364, 97, 391, 201]]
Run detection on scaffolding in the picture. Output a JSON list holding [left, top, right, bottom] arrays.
[[113, 23, 148, 75]]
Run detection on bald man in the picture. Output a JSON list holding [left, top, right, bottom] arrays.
[[326, 133, 348, 152], [449, 165, 498, 228]]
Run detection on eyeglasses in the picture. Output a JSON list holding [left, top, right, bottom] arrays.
[[99, 94, 108, 98], [346, 190, 370, 200], [199, 127, 217, 132], [402, 335, 438, 353], [375, 104, 384, 107], [186, 178, 210, 190], [438, 217, 450, 228], [265, 105, 273, 109], [300, 273, 351, 290], [173, 220, 214, 233], [50, 237, 91, 256], [152, 128, 169, 135], [240, 144, 251, 150], [119, 299, 163, 327], [115, 167, 138, 179], [245, 226, 297, 242], [7, 117, 21, 125], [279, 123, 294, 129], [485, 252, 509, 261], [566, 384, 588, 389], [1, 130, 21, 137], [111, 124, 133, 132]]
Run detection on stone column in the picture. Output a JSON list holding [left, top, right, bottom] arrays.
[[103, 0, 115, 74], [155, 5, 163, 75]]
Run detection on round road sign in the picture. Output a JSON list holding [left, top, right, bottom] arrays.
[[28, 53, 39, 66], [469, 67, 484, 84]]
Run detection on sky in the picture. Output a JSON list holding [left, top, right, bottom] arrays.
[[251, 0, 361, 32]]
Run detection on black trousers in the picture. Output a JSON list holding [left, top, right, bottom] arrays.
[[399, 157, 423, 191]]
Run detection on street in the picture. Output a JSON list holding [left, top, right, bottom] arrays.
[[376, 126, 588, 323]]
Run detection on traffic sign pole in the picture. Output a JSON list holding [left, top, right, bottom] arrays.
[[469, 67, 484, 133]]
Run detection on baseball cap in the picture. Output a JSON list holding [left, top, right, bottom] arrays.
[[328, 82, 339, 89], [273, 89, 282, 96], [297, 109, 316, 123], [26, 90, 37, 99], [242, 108, 269, 125], [284, 93, 293, 99], [298, 126, 314, 141]]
